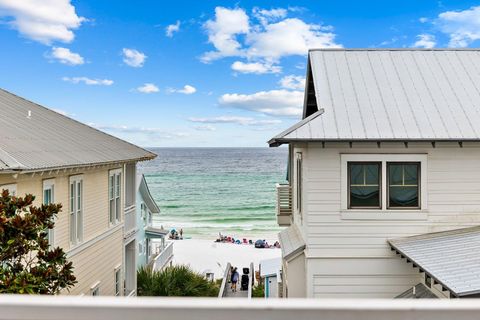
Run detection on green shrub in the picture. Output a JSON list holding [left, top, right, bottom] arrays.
[[252, 283, 265, 298], [137, 265, 219, 297]]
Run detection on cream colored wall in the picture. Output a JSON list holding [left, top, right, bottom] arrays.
[[290, 141, 480, 298], [0, 165, 124, 296], [284, 253, 306, 298]]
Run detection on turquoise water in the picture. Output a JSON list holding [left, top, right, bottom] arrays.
[[139, 148, 288, 239]]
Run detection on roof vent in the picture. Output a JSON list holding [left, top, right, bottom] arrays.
[[27, 110, 31, 119]]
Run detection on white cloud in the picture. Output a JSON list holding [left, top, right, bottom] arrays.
[[189, 116, 281, 126], [201, 7, 250, 62], [93, 124, 189, 139], [252, 7, 287, 25], [167, 85, 197, 95], [438, 6, 480, 47], [122, 48, 147, 67], [0, 0, 85, 44], [62, 76, 113, 86], [419, 17, 429, 23], [412, 34, 436, 48], [50, 47, 84, 65], [279, 75, 305, 90], [193, 124, 216, 131], [219, 89, 303, 117], [166, 20, 180, 37], [201, 7, 340, 64], [231, 61, 281, 74], [136, 83, 159, 94]]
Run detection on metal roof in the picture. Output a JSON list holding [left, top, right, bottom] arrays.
[[395, 283, 438, 299], [0, 89, 156, 171], [259, 258, 282, 278], [137, 174, 160, 214], [270, 49, 480, 146], [388, 226, 480, 297], [145, 226, 169, 238], [278, 225, 305, 261]]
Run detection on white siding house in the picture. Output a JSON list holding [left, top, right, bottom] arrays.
[[269, 49, 480, 299]]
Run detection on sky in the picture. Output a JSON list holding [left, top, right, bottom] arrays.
[[1, 1, 480, 147]]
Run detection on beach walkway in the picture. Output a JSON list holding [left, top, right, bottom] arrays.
[[218, 262, 254, 299]]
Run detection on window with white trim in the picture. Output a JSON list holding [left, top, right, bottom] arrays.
[[43, 179, 55, 247], [295, 152, 303, 216], [91, 282, 100, 296], [70, 176, 83, 245], [341, 154, 427, 212], [1, 183, 16, 196], [114, 267, 121, 296], [109, 169, 122, 225]]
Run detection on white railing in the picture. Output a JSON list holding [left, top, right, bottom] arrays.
[[152, 241, 174, 271], [218, 262, 231, 298], [247, 262, 254, 299], [276, 183, 292, 226], [124, 206, 136, 236], [1, 296, 480, 320]]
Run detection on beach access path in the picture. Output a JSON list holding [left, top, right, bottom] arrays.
[[172, 239, 281, 279]]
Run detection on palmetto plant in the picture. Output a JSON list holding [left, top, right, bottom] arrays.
[[137, 265, 219, 297]]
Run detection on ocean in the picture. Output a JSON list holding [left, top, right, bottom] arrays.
[[138, 148, 288, 240]]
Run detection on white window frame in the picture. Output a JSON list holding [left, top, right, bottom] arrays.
[[43, 179, 55, 247], [90, 281, 100, 296], [109, 169, 122, 225], [69, 175, 84, 246], [1, 183, 17, 196], [295, 152, 303, 220], [114, 266, 122, 296], [341, 154, 427, 220]]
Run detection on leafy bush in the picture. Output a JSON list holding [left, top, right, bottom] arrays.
[[0, 191, 76, 294], [137, 265, 219, 297], [252, 283, 265, 298]]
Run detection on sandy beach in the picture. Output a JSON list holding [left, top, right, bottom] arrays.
[[171, 239, 281, 279]]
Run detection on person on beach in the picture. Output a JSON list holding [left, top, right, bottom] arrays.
[[179, 228, 183, 239], [231, 267, 239, 292]]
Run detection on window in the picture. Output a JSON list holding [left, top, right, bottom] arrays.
[[387, 163, 420, 209], [109, 170, 121, 225], [138, 242, 143, 255], [348, 162, 381, 208], [296, 153, 302, 214], [341, 154, 426, 213], [148, 210, 152, 225], [43, 179, 55, 247], [91, 282, 100, 296], [70, 176, 83, 245], [0, 184, 16, 196], [114, 267, 121, 296]]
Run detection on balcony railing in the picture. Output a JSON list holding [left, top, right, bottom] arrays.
[[276, 183, 292, 226], [1, 295, 479, 320], [152, 241, 174, 271], [124, 206, 136, 237]]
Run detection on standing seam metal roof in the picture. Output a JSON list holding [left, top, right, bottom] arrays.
[[270, 49, 480, 145], [0, 89, 156, 171], [388, 226, 480, 297]]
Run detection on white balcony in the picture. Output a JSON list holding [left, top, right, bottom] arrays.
[[152, 240, 174, 271], [1, 296, 479, 320], [124, 206, 136, 237], [276, 183, 292, 226]]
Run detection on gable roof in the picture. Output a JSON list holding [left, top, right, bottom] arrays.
[[389, 226, 480, 298], [137, 173, 160, 214], [0, 89, 156, 171], [270, 49, 480, 146]]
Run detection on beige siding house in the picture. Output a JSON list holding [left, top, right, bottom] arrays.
[[270, 49, 480, 299], [0, 89, 156, 296]]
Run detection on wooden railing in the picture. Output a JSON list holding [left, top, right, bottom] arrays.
[[1, 295, 480, 320], [218, 262, 231, 298], [276, 183, 292, 226], [152, 241, 174, 271]]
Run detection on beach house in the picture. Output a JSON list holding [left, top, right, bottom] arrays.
[[136, 173, 173, 271], [0, 88, 156, 296], [269, 49, 480, 299]]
